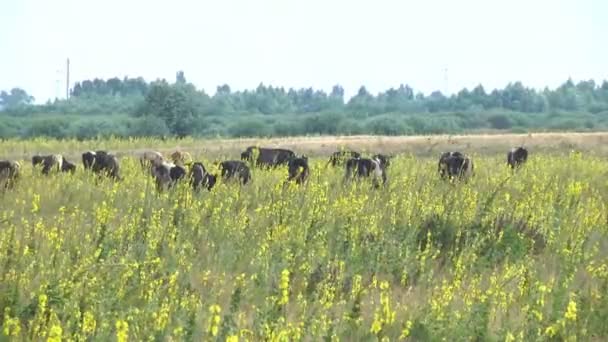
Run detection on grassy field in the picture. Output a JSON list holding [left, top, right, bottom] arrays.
[[1, 134, 608, 340], [3, 131, 608, 161]]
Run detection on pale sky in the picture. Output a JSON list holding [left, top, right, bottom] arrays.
[[1, 0, 606, 103]]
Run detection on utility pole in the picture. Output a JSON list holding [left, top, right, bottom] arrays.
[[66, 58, 70, 99]]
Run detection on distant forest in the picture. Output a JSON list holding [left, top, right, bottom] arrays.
[[2, 71, 608, 139]]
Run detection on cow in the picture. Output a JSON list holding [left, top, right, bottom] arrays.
[[189, 162, 217, 191], [61, 157, 76, 173], [140, 150, 165, 169], [219, 160, 251, 185], [0, 160, 20, 190], [438, 151, 473, 180], [344, 156, 388, 188], [286, 156, 310, 185], [152, 161, 187, 191], [90, 151, 121, 180], [328, 150, 361, 167], [507, 147, 528, 169], [32, 155, 44, 167], [82, 151, 96, 170], [32, 154, 63, 175], [240, 146, 295, 168], [371, 154, 391, 169], [170, 151, 193, 167]]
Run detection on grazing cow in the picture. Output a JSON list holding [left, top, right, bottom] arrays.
[[287, 156, 310, 185], [61, 157, 76, 173], [438, 151, 473, 180], [219, 160, 251, 185], [328, 150, 361, 167], [32, 154, 63, 175], [152, 161, 187, 191], [140, 150, 164, 169], [0, 160, 20, 189], [170, 151, 192, 166], [32, 155, 44, 167], [240, 146, 295, 168], [189, 162, 217, 191], [344, 156, 388, 188], [507, 147, 528, 169], [90, 151, 121, 180]]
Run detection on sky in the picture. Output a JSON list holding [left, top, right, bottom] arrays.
[[1, 0, 606, 103]]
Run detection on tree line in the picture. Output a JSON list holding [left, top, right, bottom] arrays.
[[2, 71, 608, 139]]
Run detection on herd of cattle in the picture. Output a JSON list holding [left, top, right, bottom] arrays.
[[0, 146, 529, 191]]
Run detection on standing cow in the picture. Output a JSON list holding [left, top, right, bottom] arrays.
[[140, 150, 165, 170], [61, 157, 76, 173], [241, 146, 295, 168], [152, 161, 187, 191], [89, 151, 121, 180], [219, 160, 252, 185], [82, 151, 97, 170], [170, 151, 193, 166], [189, 162, 217, 191], [344, 156, 388, 188], [507, 147, 528, 169], [0, 160, 20, 190], [286, 156, 310, 185], [438, 151, 473, 180]]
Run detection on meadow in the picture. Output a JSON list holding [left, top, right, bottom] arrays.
[[1, 134, 608, 341]]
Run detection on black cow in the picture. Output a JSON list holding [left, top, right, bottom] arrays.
[[0, 160, 20, 189], [241, 146, 295, 168], [344, 156, 388, 188], [32, 154, 64, 175], [152, 161, 187, 191], [507, 147, 528, 169], [32, 155, 44, 167], [82, 151, 96, 170], [90, 151, 121, 180], [438, 151, 473, 180], [61, 157, 76, 173], [220, 160, 251, 185], [286, 156, 310, 185], [189, 162, 217, 191], [328, 151, 361, 167]]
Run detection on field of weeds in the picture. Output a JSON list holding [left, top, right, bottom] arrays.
[[1, 137, 608, 340]]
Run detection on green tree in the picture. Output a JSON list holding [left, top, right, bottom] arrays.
[[0, 88, 35, 109], [137, 80, 206, 137]]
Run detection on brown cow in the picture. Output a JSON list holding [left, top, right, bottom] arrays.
[[140, 150, 164, 169], [170, 151, 192, 166], [0, 160, 20, 189]]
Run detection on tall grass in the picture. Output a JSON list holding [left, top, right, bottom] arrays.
[[1, 145, 607, 340]]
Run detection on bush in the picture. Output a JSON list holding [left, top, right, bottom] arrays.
[[487, 114, 513, 129], [25, 118, 72, 138], [228, 119, 272, 137]]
